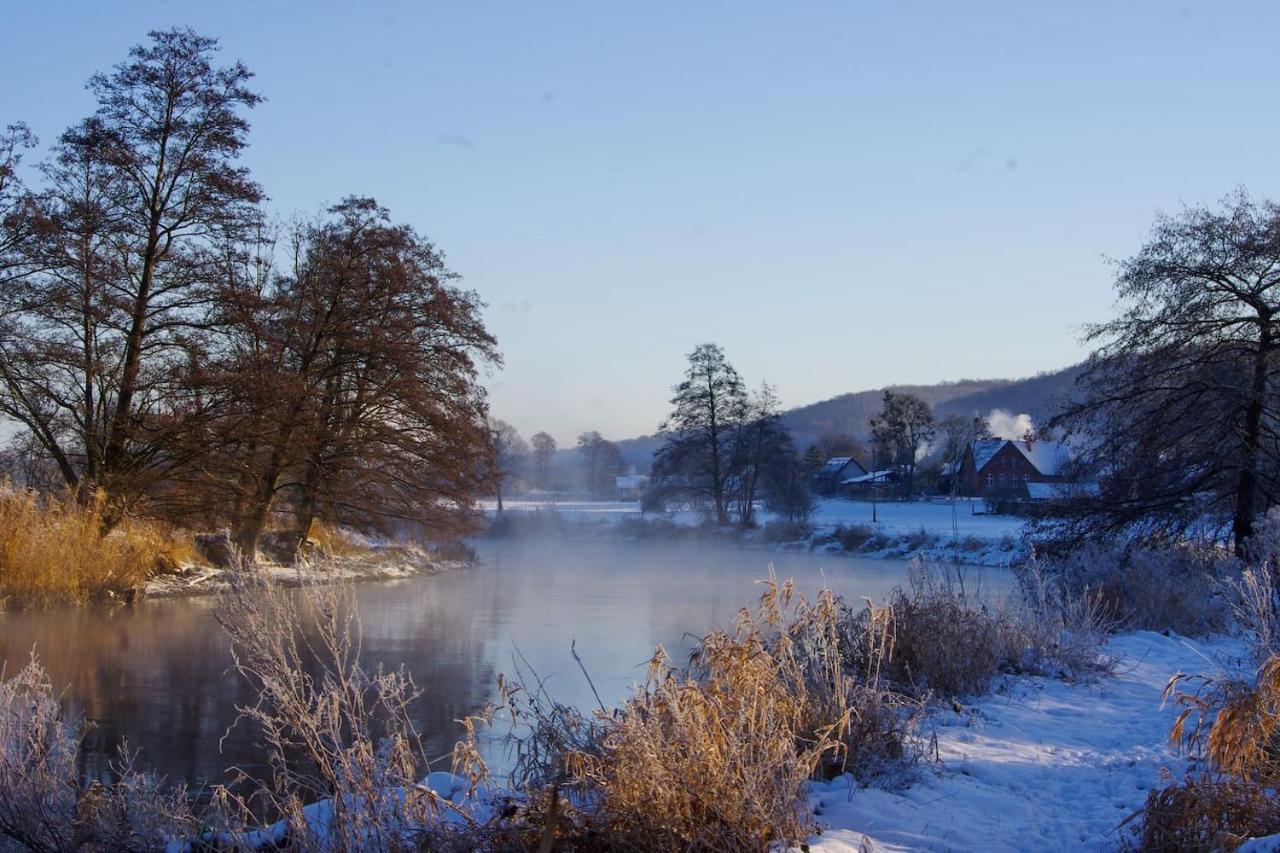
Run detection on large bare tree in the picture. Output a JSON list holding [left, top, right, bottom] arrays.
[[1047, 190, 1280, 555], [0, 29, 262, 520]]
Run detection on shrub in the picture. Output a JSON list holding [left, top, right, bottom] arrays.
[[1046, 544, 1235, 636], [1138, 655, 1280, 849], [0, 656, 196, 850], [759, 520, 813, 544], [862, 559, 1115, 697], [832, 524, 876, 551], [0, 489, 198, 606]]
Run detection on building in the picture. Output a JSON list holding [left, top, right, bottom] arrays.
[[958, 438, 1070, 497], [813, 456, 868, 495], [615, 473, 650, 501]]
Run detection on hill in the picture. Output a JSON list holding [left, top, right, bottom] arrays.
[[613, 363, 1084, 469]]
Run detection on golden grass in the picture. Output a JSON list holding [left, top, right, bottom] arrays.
[[1142, 655, 1280, 849], [455, 575, 918, 851], [0, 489, 198, 607], [304, 520, 365, 557]]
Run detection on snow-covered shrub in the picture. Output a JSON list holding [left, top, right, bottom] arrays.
[[829, 524, 876, 551], [0, 656, 196, 851], [213, 564, 446, 851], [1047, 544, 1236, 636]]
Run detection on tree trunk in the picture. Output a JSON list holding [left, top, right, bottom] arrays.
[[1234, 320, 1273, 557]]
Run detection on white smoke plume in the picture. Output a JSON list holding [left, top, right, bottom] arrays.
[[986, 409, 1034, 440]]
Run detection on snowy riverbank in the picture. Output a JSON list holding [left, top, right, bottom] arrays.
[[808, 630, 1247, 851], [144, 545, 461, 599], [481, 497, 1029, 566]]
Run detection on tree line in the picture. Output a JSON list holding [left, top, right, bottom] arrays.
[[0, 30, 499, 560]]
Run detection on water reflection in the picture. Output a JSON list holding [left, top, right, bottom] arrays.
[[0, 541, 1005, 788]]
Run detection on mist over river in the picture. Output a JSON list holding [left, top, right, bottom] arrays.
[[0, 540, 1010, 788]]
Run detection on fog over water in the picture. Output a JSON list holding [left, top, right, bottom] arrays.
[[0, 540, 1011, 788]]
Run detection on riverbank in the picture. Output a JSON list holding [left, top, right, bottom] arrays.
[[143, 544, 463, 599], [481, 496, 1027, 566]]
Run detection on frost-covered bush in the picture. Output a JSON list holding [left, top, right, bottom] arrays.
[[0, 657, 196, 851], [862, 558, 1115, 698], [1046, 544, 1236, 636]]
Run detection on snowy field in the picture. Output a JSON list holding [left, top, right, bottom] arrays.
[[807, 631, 1245, 852]]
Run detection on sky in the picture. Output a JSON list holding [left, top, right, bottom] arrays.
[[3, 2, 1278, 446]]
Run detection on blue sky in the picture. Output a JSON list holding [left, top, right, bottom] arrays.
[[3, 2, 1277, 445]]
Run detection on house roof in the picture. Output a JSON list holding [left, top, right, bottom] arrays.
[[842, 469, 892, 485], [819, 456, 866, 477], [971, 439, 1070, 477]]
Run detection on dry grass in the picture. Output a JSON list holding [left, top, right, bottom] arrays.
[[1139, 655, 1280, 849], [868, 559, 1115, 698], [0, 654, 196, 851], [0, 489, 199, 607], [453, 574, 920, 851]]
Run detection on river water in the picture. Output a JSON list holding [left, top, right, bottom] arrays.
[[0, 540, 1005, 789]]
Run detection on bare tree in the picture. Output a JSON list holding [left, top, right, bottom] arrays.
[[652, 343, 747, 524], [530, 430, 557, 491], [489, 418, 528, 513], [0, 29, 262, 522], [576, 430, 625, 499], [1047, 190, 1280, 555]]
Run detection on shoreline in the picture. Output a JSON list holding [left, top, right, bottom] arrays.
[[143, 546, 467, 600]]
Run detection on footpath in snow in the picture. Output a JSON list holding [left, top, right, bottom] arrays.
[[808, 631, 1244, 852]]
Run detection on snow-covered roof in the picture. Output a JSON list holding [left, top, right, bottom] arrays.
[[615, 474, 650, 489], [841, 469, 892, 485], [1026, 481, 1099, 501], [970, 439, 1070, 477], [1010, 440, 1070, 476], [820, 456, 866, 477], [971, 440, 1005, 472]]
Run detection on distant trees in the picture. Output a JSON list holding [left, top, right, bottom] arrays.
[[530, 431, 557, 491], [0, 30, 500, 558], [816, 432, 866, 462], [577, 430, 625, 499], [650, 344, 805, 525], [870, 391, 935, 499], [1048, 191, 1280, 556]]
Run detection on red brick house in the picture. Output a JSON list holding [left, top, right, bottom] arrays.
[[958, 438, 1069, 497]]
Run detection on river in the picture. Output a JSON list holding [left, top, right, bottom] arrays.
[[0, 540, 1006, 789]]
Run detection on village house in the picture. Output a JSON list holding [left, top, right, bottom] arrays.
[[812, 456, 868, 495], [957, 437, 1070, 497]]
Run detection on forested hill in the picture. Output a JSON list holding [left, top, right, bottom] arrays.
[[614, 363, 1085, 469]]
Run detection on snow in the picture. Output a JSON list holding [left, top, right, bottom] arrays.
[[807, 631, 1245, 852]]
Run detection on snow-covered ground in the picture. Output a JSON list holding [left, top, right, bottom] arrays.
[[808, 631, 1245, 852]]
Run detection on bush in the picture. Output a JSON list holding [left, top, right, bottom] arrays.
[[0, 656, 196, 850], [1046, 544, 1236, 636], [759, 520, 813, 544], [0, 489, 198, 606], [860, 559, 1115, 697], [1139, 656, 1280, 849], [831, 524, 876, 551]]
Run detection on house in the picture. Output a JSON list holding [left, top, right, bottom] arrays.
[[615, 473, 650, 501], [839, 468, 895, 495], [957, 438, 1070, 497], [812, 456, 868, 495]]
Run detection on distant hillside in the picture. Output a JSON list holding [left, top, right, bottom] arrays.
[[613, 364, 1085, 469]]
